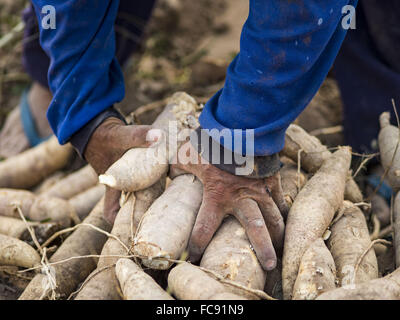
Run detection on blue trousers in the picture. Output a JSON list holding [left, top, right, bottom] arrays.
[[22, 0, 156, 88]]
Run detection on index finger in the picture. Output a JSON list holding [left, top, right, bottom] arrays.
[[233, 198, 277, 271]]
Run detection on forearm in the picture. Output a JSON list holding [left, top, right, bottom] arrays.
[[199, 0, 358, 158], [31, 0, 124, 148]]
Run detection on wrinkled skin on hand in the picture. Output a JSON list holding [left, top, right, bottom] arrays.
[[171, 141, 288, 271], [84, 117, 161, 225]]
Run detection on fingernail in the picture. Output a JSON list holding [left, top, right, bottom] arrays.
[[147, 129, 163, 143], [265, 259, 277, 271]]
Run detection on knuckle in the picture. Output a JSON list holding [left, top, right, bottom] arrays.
[[205, 183, 227, 198]]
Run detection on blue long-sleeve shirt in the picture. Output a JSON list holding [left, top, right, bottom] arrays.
[[32, 0, 357, 156]]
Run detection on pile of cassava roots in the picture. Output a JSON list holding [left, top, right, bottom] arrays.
[[0, 92, 399, 300]]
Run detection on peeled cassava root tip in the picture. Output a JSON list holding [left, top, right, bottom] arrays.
[[98, 146, 168, 191], [99, 92, 199, 192], [282, 147, 351, 300], [133, 174, 202, 270]]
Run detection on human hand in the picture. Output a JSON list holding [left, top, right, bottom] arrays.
[[171, 141, 288, 271], [84, 117, 161, 224]]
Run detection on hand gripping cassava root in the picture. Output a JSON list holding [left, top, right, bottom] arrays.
[[317, 268, 400, 300], [0, 234, 41, 268], [327, 201, 378, 286], [200, 216, 266, 299], [378, 112, 400, 191], [0, 189, 76, 227], [292, 238, 336, 300], [41, 165, 98, 200], [281, 124, 363, 203], [75, 180, 164, 300], [116, 258, 173, 300], [19, 198, 110, 300], [282, 147, 351, 300], [99, 92, 199, 192], [99, 146, 168, 193], [168, 262, 246, 300], [0, 136, 73, 189], [133, 174, 202, 270]]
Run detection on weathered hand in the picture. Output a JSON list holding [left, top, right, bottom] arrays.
[[84, 117, 160, 224], [171, 141, 288, 271]]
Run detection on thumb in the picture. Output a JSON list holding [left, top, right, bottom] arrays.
[[121, 125, 164, 150], [85, 119, 165, 175]]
